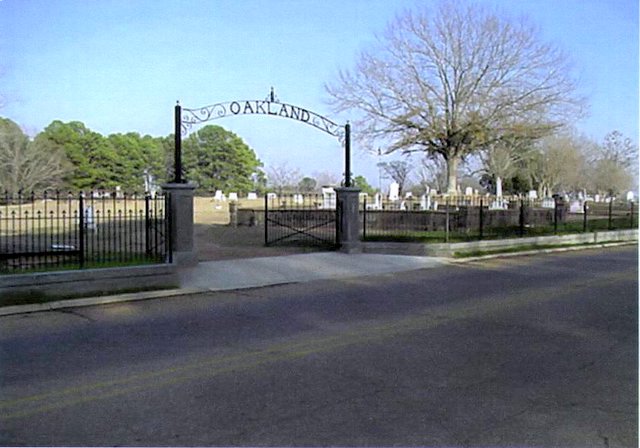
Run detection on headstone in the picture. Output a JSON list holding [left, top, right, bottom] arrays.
[[490, 199, 508, 210], [626, 191, 635, 202], [464, 186, 473, 196], [594, 194, 600, 203], [267, 192, 277, 200], [228, 192, 238, 202], [528, 190, 538, 200], [405, 191, 413, 199], [214, 190, 225, 201], [247, 192, 258, 200], [569, 200, 583, 213], [541, 197, 555, 208], [373, 192, 383, 210], [420, 194, 430, 210], [293, 194, 304, 205], [322, 187, 336, 209], [389, 182, 400, 201], [84, 206, 96, 231]]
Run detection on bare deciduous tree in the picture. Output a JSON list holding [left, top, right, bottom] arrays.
[[588, 131, 637, 196], [528, 132, 588, 197], [377, 160, 412, 195], [266, 162, 302, 195], [0, 118, 68, 196], [478, 134, 535, 197], [326, 2, 583, 193], [417, 155, 448, 193]]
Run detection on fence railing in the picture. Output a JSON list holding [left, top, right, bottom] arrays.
[[361, 195, 637, 243], [0, 191, 171, 273]]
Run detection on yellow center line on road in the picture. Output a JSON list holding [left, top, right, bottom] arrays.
[[1, 268, 635, 420]]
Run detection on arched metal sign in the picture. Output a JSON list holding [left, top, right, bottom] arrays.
[[173, 89, 351, 187]]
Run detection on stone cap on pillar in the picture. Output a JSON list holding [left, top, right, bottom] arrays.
[[161, 182, 198, 192]]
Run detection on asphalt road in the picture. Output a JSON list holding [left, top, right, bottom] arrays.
[[0, 246, 637, 446]]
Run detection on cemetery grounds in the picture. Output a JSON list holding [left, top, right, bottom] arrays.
[[193, 196, 325, 261]]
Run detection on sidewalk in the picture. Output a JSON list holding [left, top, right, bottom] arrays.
[[0, 253, 449, 316], [179, 252, 449, 291]]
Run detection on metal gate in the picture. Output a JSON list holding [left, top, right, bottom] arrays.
[[264, 194, 338, 248]]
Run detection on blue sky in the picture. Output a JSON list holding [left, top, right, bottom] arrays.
[[1, 0, 638, 188]]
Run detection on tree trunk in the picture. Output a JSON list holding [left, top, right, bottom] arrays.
[[446, 156, 458, 194], [496, 176, 503, 198]]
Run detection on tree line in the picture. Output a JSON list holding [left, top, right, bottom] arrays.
[[402, 129, 636, 198], [0, 118, 264, 196]]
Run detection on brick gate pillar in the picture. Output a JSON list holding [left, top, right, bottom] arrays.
[[335, 187, 362, 253], [162, 182, 198, 266]]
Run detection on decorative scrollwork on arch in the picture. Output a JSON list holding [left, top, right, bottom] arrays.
[[180, 99, 343, 139]]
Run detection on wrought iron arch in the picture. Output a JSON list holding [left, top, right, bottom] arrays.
[[173, 89, 351, 186]]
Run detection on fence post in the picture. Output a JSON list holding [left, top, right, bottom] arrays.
[[78, 192, 85, 268], [335, 187, 362, 253], [145, 194, 151, 256], [519, 199, 525, 237], [583, 200, 588, 232], [445, 198, 450, 243], [362, 196, 367, 240], [479, 198, 483, 240], [553, 197, 559, 234], [161, 182, 197, 266], [608, 199, 613, 230], [264, 194, 269, 246]]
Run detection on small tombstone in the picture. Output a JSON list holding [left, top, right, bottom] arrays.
[[594, 194, 601, 203], [569, 200, 584, 213], [293, 194, 304, 205], [214, 190, 225, 201], [247, 192, 258, 200], [464, 186, 474, 196], [405, 191, 413, 199], [389, 182, 400, 201], [528, 190, 538, 200], [85, 206, 96, 231], [322, 187, 336, 209], [115, 186, 123, 199], [228, 192, 238, 202], [489, 199, 508, 210], [373, 192, 383, 210], [420, 194, 430, 211], [542, 197, 555, 208], [433, 201, 439, 211], [626, 191, 635, 202]]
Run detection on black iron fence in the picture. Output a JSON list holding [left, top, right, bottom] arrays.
[[0, 191, 171, 273], [361, 195, 637, 243], [264, 194, 337, 247]]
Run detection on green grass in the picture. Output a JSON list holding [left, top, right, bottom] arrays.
[[363, 218, 637, 244], [452, 240, 633, 258], [0, 255, 165, 276]]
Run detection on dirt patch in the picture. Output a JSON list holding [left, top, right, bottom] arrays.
[[194, 224, 327, 261], [192, 197, 330, 261]]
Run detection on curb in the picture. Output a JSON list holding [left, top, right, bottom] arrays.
[[0, 287, 206, 317], [0, 241, 636, 317]]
